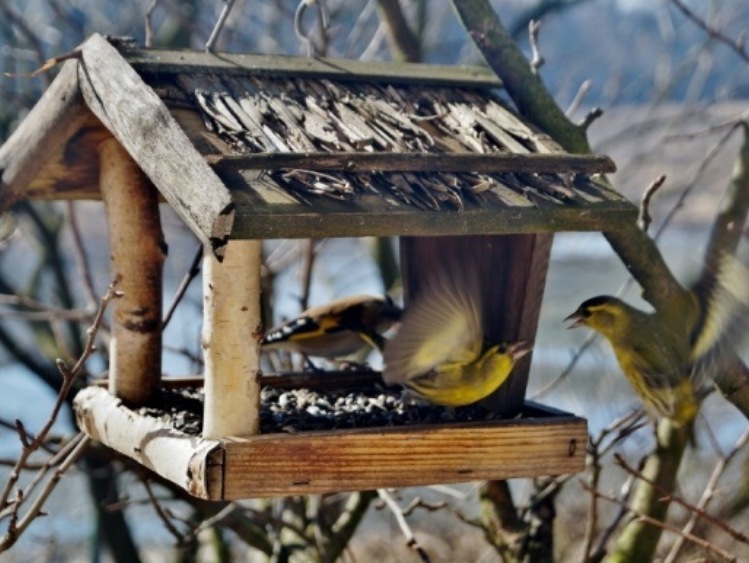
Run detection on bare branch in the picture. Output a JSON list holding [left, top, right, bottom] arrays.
[[578, 107, 604, 131], [528, 19, 544, 74], [66, 203, 98, 310], [192, 502, 237, 537], [566, 79, 593, 118], [162, 245, 202, 329], [401, 497, 448, 517], [0, 0, 51, 86], [0, 434, 90, 551], [615, 452, 749, 547], [637, 175, 667, 233], [205, 0, 238, 52], [670, 0, 749, 65], [377, 489, 431, 562], [143, 479, 188, 545], [0, 283, 120, 550], [664, 427, 749, 562], [145, 0, 161, 48], [299, 238, 316, 311], [588, 472, 638, 562], [581, 481, 737, 562]]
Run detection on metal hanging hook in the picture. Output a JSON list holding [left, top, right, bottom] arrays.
[[294, 0, 330, 57]]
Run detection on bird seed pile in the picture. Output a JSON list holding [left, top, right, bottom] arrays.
[[138, 384, 500, 436]]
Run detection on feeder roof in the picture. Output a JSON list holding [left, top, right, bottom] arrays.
[[0, 34, 635, 257]]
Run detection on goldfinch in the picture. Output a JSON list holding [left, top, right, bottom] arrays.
[[566, 252, 749, 428], [383, 273, 530, 407], [262, 294, 402, 359]]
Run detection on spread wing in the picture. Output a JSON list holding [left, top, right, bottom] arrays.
[[689, 252, 749, 390], [383, 272, 483, 384]]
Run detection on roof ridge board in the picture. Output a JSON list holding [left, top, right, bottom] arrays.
[[120, 46, 504, 89]]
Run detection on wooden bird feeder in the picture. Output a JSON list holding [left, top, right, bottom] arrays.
[[0, 34, 637, 500]]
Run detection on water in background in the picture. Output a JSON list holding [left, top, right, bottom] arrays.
[[3, 227, 749, 557]]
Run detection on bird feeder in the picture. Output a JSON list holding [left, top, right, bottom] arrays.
[[0, 34, 637, 500]]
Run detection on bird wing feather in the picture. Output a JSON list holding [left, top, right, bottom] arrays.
[[690, 252, 749, 389], [383, 273, 483, 384]]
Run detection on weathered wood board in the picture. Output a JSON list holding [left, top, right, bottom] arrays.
[[74, 385, 586, 500]]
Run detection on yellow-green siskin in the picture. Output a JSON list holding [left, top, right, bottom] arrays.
[[262, 294, 402, 359], [383, 274, 530, 407], [565, 296, 697, 426], [566, 252, 749, 428]]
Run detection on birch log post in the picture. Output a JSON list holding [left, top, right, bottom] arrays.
[[100, 137, 165, 405], [202, 240, 262, 438]]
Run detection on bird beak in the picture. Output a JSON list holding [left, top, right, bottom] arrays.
[[507, 341, 532, 361], [564, 310, 585, 329]]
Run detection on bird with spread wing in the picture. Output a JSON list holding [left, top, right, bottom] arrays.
[[383, 272, 530, 407]]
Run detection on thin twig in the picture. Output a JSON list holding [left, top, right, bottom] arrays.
[[664, 110, 749, 142], [143, 479, 187, 544], [581, 412, 647, 562], [163, 245, 202, 329], [588, 472, 637, 562], [581, 481, 737, 562], [299, 238, 316, 311], [529, 330, 597, 399], [65, 202, 98, 309], [0, 294, 93, 319], [193, 502, 237, 537], [655, 122, 742, 240], [0, 459, 45, 470], [528, 19, 544, 74], [145, 0, 160, 47], [401, 498, 448, 517], [566, 79, 592, 118], [0, 309, 93, 322], [239, 506, 313, 545], [15, 432, 87, 517], [205, 0, 237, 52], [377, 489, 430, 562], [637, 175, 667, 233], [0, 0, 51, 86], [670, 0, 749, 65], [0, 419, 59, 455], [664, 427, 749, 562], [615, 453, 749, 545], [582, 436, 602, 562], [0, 435, 90, 550], [579, 107, 604, 131], [0, 282, 120, 548]]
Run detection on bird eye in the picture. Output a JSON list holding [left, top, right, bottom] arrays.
[[580, 309, 591, 318]]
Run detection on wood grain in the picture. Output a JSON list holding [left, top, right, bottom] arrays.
[[221, 415, 586, 498], [100, 138, 164, 406], [208, 152, 616, 175], [124, 46, 503, 88], [78, 33, 234, 258], [202, 241, 262, 438], [0, 59, 102, 209], [75, 383, 586, 500]]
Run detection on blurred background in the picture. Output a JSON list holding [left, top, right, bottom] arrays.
[[1, 0, 748, 560]]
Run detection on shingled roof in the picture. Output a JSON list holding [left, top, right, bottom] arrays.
[[0, 34, 635, 256]]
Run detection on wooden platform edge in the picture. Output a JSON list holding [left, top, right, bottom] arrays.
[[74, 382, 587, 500], [219, 405, 587, 499], [73, 386, 224, 500]]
